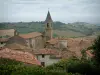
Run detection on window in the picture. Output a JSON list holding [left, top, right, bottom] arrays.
[[47, 23, 49, 28], [42, 55, 45, 58], [41, 62, 45, 67], [36, 56, 38, 59], [30, 44, 33, 48], [1, 42, 3, 44]]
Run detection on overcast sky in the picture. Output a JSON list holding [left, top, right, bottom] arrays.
[[0, 0, 100, 24]]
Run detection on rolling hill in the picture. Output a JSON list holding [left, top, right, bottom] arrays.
[[0, 21, 100, 37]]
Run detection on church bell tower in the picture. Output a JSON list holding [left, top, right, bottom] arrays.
[[45, 11, 53, 41]]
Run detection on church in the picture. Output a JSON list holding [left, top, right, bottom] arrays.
[[0, 11, 54, 49], [0, 11, 68, 51], [0, 11, 94, 66], [0, 11, 69, 66], [19, 11, 54, 50]]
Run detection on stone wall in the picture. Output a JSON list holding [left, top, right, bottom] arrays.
[[37, 55, 60, 66], [0, 29, 15, 37], [26, 36, 44, 50]]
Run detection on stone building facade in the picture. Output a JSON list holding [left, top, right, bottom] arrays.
[[0, 29, 16, 37], [0, 11, 69, 66], [34, 48, 62, 66], [19, 32, 44, 50]]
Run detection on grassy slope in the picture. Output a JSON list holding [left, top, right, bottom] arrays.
[[0, 22, 99, 37], [54, 30, 85, 38]]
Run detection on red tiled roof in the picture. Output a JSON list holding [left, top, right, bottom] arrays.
[[0, 38, 8, 42], [6, 35, 27, 46], [34, 48, 63, 59], [66, 38, 94, 57], [0, 48, 41, 65], [86, 50, 94, 57], [34, 48, 59, 55], [58, 38, 68, 40], [46, 38, 68, 45], [19, 32, 42, 39], [5, 43, 30, 50], [46, 38, 58, 44], [61, 51, 76, 58], [46, 37, 94, 58]]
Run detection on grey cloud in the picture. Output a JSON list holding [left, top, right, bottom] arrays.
[[0, 0, 100, 23]]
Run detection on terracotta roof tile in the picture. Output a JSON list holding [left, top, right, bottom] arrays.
[[34, 48, 76, 59], [86, 50, 94, 57], [5, 43, 30, 50], [61, 51, 76, 58], [34, 48, 59, 55], [46, 38, 58, 44], [0, 48, 41, 65], [46, 37, 94, 58], [6, 35, 27, 46], [19, 32, 42, 39], [66, 38, 94, 57], [34, 48, 63, 59], [0, 38, 8, 42]]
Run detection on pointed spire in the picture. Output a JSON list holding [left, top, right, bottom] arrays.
[[45, 11, 53, 23]]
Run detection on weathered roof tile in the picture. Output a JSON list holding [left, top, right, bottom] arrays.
[[0, 48, 41, 65], [19, 32, 42, 39]]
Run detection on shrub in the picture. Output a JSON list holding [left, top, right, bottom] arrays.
[[0, 58, 66, 75]]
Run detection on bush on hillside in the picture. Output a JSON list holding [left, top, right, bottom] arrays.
[[46, 57, 100, 75], [91, 35, 100, 64], [0, 58, 66, 75]]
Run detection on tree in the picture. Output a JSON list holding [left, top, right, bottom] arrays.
[[91, 36, 100, 64], [0, 58, 66, 75], [81, 49, 87, 61]]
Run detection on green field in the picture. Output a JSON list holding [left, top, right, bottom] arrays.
[[0, 21, 100, 37]]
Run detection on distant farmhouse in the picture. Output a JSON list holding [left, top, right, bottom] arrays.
[[0, 29, 16, 37]]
